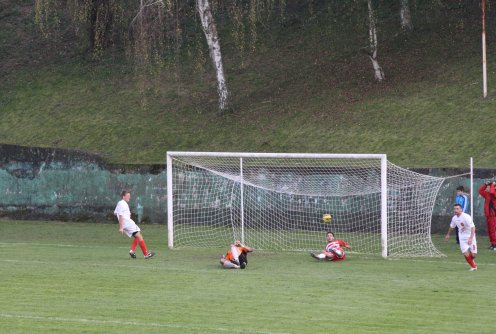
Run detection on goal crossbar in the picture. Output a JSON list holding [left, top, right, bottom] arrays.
[[167, 151, 386, 159]]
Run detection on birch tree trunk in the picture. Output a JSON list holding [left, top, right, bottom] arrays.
[[367, 0, 385, 82], [400, 0, 413, 32], [197, 0, 230, 112]]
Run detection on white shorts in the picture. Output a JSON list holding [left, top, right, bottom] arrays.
[[459, 236, 477, 254], [123, 218, 141, 238]]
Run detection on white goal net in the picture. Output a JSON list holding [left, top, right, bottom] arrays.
[[167, 152, 445, 258]]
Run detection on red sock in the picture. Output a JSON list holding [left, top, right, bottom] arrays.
[[131, 238, 139, 252], [464, 254, 476, 268], [469, 254, 477, 268], [139, 239, 148, 256]]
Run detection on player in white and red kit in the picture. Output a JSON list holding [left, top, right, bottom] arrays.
[[114, 190, 155, 259], [445, 203, 477, 271], [311, 231, 351, 262]]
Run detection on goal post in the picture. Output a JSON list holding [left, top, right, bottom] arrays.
[[166, 151, 444, 258], [381, 155, 387, 258]]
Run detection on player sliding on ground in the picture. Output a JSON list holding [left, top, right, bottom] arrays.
[[220, 240, 253, 269], [445, 203, 478, 271], [311, 231, 351, 262]]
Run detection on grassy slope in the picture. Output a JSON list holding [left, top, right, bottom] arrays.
[[1, 2, 496, 167], [1, 220, 495, 334]]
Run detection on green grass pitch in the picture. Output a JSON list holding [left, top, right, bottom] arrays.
[[0, 220, 495, 333]]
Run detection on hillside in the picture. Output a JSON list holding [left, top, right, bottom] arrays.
[[1, 1, 496, 168]]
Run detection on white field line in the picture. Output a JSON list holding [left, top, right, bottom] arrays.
[[0, 242, 129, 249], [0, 313, 289, 334]]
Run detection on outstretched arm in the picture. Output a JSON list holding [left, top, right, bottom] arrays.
[[235, 240, 253, 252], [490, 182, 496, 196], [445, 227, 454, 241], [118, 215, 125, 235], [479, 182, 490, 197]]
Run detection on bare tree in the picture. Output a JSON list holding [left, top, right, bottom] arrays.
[[130, 0, 229, 113], [367, 0, 385, 81], [130, 0, 165, 67], [197, 0, 229, 112], [400, 0, 413, 32]]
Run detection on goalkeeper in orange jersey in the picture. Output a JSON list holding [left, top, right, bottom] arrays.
[[311, 231, 351, 262], [220, 240, 253, 269]]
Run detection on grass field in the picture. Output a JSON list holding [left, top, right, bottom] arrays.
[[0, 220, 495, 333]]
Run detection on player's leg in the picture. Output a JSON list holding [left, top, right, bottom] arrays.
[[469, 238, 477, 259], [463, 251, 477, 271], [230, 244, 240, 265], [133, 231, 154, 259], [133, 230, 146, 255], [238, 252, 247, 269], [220, 257, 239, 269], [122, 220, 139, 258], [485, 217, 496, 249], [310, 252, 326, 260], [461, 240, 477, 270], [129, 237, 139, 258], [327, 247, 344, 259], [489, 217, 496, 249]]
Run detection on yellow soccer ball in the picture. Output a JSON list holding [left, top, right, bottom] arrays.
[[322, 214, 332, 224]]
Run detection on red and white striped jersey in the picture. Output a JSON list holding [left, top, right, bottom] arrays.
[[326, 239, 351, 253]]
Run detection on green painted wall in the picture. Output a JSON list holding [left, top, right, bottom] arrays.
[[1, 145, 493, 234], [0, 145, 166, 223]]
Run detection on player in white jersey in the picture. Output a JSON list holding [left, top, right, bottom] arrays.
[[445, 204, 477, 271], [114, 190, 155, 259]]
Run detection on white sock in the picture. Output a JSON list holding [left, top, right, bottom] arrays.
[[223, 261, 239, 269]]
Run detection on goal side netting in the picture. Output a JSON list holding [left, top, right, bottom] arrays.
[[166, 152, 445, 258]]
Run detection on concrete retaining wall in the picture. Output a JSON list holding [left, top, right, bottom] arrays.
[[1, 144, 493, 233]]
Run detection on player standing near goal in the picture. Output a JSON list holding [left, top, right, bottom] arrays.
[[453, 185, 469, 245], [220, 240, 253, 269], [114, 190, 155, 259], [311, 231, 351, 262], [445, 204, 477, 271], [478, 181, 496, 250]]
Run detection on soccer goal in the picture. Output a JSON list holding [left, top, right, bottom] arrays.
[[166, 152, 445, 258]]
